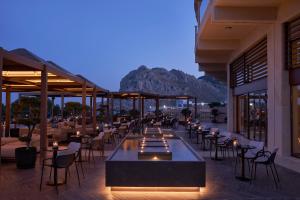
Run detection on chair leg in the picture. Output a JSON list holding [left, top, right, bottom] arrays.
[[266, 165, 269, 176], [254, 163, 257, 180], [91, 148, 95, 166], [75, 162, 81, 186], [65, 168, 68, 184], [250, 162, 255, 184], [269, 165, 278, 188], [234, 157, 238, 175], [247, 159, 251, 173], [49, 167, 52, 180], [39, 164, 45, 191], [273, 163, 280, 182]]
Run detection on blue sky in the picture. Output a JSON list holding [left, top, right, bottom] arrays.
[[0, 0, 205, 92]]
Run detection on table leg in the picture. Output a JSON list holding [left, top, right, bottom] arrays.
[[236, 148, 251, 181]]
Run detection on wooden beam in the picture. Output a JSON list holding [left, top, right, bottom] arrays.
[[61, 95, 64, 119], [142, 98, 144, 118], [155, 98, 159, 113], [51, 96, 55, 119], [0, 50, 3, 164], [133, 97, 136, 110], [110, 95, 114, 124], [5, 86, 11, 136], [92, 88, 97, 133], [82, 81, 86, 135], [194, 98, 198, 118], [40, 65, 48, 161], [119, 98, 122, 113]]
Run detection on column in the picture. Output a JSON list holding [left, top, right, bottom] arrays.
[[141, 98, 145, 118], [90, 95, 93, 117], [119, 99, 122, 113], [0, 51, 3, 164], [40, 65, 48, 161], [106, 97, 109, 122], [61, 95, 64, 119], [51, 96, 55, 119], [194, 97, 197, 119], [5, 86, 11, 137], [110, 95, 114, 123], [155, 98, 159, 111], [92, 88, 97, 132], [82, 81, 86, 135], [138, 96, 141, 119], [133, 97, 136, 110]]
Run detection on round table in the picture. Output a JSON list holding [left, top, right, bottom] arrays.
[[235, 144, 256, 181], [206, 134, 225, 161]]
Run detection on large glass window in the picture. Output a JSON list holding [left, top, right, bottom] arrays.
[[292, 85, 300, 158], [237, 91, 267, 144]]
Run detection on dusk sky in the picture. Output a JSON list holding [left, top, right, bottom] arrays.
[[0, 0, 206, 91]]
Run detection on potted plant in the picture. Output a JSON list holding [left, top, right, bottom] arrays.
[[13, 97, 40, 169], [208, 102, 221, 123], [181, 108, 191, 122], [211, 108, 219, 123]]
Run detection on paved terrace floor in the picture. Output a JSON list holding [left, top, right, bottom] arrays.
[[1, 124, 300, 200]]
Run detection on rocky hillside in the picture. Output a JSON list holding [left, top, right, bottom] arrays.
[[120, 66, 227, 103]]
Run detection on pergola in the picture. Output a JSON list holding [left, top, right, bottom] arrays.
[[107, 91, 197, 121], [0, 47, 108, 160]]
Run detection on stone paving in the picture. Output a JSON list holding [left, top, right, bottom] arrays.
[[0, 124, 300, 200]]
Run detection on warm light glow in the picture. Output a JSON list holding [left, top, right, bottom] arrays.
[[110, 187, 201, 192], [53, 141, 58, 148], [152, 156, 159, 160], [298, 137, 300, 144], [233, 139, 238, 147], [2, 71, 56, 77], [96, 126, 99, 130], [76, 131, 80, 136], [26, 79, 74, 83], [3, 84, 37, 87]]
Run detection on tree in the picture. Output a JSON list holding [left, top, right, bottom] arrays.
[[13, 97, 40, 146], [129, 109, 140, 119], [64, 102, 82, 117]]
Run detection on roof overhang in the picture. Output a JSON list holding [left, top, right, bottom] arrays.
[[195, 0, 282, 82], [0, 48, 108, 95]]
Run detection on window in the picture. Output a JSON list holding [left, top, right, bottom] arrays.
[[237, 91, 268, 145], [287, 16, 300, 158], [230, 37, 267, 88], [286, 17, 300, 69]]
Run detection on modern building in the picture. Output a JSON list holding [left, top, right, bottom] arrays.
[[194, 0, 300, 172]]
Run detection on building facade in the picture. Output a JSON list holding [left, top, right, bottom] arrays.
[[194, 0, 300, 172]]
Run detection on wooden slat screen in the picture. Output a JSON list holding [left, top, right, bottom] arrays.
[[287, 16, 300, 69], [230, 37, 267, 88]]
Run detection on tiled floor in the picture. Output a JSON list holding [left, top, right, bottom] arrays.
[[1, 125, 300, 200]]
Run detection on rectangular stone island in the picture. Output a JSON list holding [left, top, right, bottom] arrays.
[[105, 128, 206, 189]]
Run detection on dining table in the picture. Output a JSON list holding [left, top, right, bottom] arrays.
[[46, 145, 68, 186], [206, 134, 225, 161], [235, 144, 256, 181]]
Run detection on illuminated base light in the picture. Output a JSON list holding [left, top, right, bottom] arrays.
[[110, 187, 201, 192], [152, 156, 159, 160]]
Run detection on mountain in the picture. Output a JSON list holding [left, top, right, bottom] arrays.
[[119, 66, 227, 103]]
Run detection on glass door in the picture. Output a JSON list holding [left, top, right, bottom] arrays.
[[237, 95, 248, 137], [292, 85, 300, 158], [236, 91, 267, 144]]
